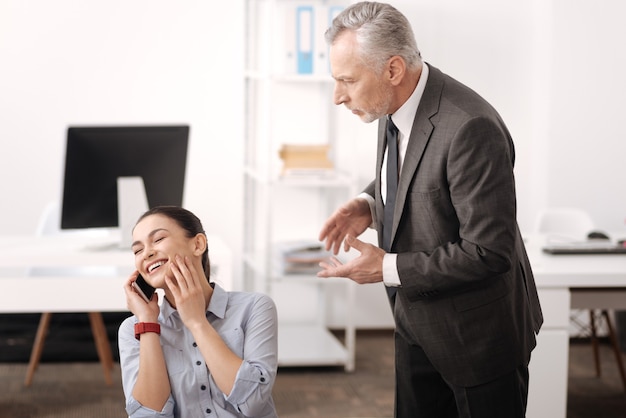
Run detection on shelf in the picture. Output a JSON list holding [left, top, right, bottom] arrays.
[[244, 0, 355, 373], [245, 71, 334, 84], [243, 249, 348, 285], [244, 166, 355, 187], [277, 324, 354, 371]]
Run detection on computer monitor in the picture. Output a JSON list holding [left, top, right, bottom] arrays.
[[61, 125, 189, 238]]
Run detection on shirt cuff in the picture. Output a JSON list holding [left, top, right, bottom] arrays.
[[125, 393, 175, 417], [383, 253, 401, 287], [357, 192, 376, 230], [225, 360, 272, 406]]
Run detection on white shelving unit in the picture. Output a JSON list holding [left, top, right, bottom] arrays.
[[243, 0, 356, 371]]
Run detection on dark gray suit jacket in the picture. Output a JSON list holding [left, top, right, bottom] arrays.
[[366, 64, 543, 387]]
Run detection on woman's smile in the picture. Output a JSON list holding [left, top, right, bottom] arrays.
[[147, 259, 168, 275]]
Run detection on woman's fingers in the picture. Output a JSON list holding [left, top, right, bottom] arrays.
[[167, 255, 202, 300]]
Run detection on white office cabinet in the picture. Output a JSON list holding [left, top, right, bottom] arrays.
[[243, 0, 356, 371]]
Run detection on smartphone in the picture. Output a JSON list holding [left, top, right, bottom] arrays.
[[132, 274, 156, 303]]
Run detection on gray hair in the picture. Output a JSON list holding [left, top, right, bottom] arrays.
[[325, 1, 422, 72]]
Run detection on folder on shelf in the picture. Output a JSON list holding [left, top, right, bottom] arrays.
[[313, 4, 328, 75], [318, 5, 344, 74], [275, 1, 297, 75], [328, 4, 344, 22], [277, 3, 343, 75], [296, 5, 314, 74]]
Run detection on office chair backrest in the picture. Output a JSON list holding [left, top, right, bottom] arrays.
[[36, 201, 109, 237], [533, 207, 595, 242], [30, 201, 117, 277]]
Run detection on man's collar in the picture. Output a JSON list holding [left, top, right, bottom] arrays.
[[391, 63, 430, 137]]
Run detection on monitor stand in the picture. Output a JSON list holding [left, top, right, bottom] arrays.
[[117, 176, 149, 250]]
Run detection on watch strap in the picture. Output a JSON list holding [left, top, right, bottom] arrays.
[[134, 322, 161, 340]]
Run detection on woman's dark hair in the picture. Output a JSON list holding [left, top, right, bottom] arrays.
[[135, 206, 211, 280]]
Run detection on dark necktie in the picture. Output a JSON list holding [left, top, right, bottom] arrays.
[[382, 116, 399, 307], [383, 116, 399, 252]]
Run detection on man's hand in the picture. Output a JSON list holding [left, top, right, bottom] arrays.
[[317, 235, 385, 284], [319, 197, 372, 255]]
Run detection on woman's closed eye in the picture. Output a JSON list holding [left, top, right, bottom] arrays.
[[133, 237, 164, 255]]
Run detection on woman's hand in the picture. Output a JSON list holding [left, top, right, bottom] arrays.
[[166, 255, 243, 397], [165, 255, 208, 331], [124, 272, 160, 323]]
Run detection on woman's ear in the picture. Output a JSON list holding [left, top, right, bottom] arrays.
[[192, 233, 207, 256]]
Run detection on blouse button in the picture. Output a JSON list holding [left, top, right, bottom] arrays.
[[201, 385, 207, 391], [193, 342, 197, 347], [260, 377, 266, 382], [196, 361, 202, 366], [206, 408, 212, 414]]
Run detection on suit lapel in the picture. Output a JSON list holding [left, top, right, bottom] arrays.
[[389, 65, 444, 244]]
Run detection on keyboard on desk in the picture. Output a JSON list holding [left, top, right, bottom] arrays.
[[543, 242, 626, 255]]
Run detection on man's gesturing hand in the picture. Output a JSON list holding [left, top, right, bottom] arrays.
[[317, 235, 385, 284]]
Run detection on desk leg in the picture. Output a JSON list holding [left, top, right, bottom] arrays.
[[88, 312, 114, 385], [24, 312, 53, 387], [527, 288, 570, 418], [590, 310, 602, 377], [602, 310, 626, 392]]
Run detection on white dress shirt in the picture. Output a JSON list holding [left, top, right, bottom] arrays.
[[359, 63, 430, 287]]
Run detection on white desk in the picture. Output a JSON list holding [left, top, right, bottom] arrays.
[[525, 234, 626, 418], [3, 232, 625, 413], [0, 234, 233, 313], [0, 233, 233, 386]]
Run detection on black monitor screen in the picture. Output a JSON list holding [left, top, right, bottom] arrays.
[[61, 125, 189, 229]]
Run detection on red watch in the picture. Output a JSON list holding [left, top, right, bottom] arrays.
[[134, 322, 161, 340]]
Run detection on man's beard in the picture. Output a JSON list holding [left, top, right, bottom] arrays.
[[356, 83, 394, 123]]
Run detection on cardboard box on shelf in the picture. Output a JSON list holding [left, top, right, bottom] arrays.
[[278, 144, 334, 175]]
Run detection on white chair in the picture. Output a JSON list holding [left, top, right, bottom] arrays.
[[534, 207, 626, 390], [533, 207, 594, 242], [24, 201, 116, 387]]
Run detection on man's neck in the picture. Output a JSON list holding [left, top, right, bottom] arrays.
[[391, 65, 422, 114]]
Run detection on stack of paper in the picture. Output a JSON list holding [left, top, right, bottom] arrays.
[[275, 240, 333, 275]]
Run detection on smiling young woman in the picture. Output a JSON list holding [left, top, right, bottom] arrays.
[[118, 206, 278, 418]]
